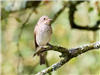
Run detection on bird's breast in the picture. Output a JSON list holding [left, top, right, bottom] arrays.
[[36, 24, 52, 46]]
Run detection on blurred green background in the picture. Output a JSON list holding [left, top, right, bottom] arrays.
[[1, 1, 100, 75]]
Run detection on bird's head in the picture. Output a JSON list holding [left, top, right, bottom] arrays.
[[37, 15, 52, 25]]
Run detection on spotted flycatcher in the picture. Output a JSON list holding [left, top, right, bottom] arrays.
[[34, 15, 52, 65]]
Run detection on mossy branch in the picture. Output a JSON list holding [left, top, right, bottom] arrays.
[[35, 41, 100, 75]]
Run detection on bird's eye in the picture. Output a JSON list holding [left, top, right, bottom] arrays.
[[44, 18, 45, 20]]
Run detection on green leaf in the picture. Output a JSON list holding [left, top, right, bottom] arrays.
[[88, 7, 93, 12], [16, 18, 22, 23]]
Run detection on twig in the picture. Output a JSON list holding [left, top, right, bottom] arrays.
[[35, 41, 100, 75], [51, 2, 67, 24]]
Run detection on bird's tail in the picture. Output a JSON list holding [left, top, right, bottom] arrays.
[[40, 53, 45, 65]]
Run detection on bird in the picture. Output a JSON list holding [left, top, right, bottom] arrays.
[[34, 15, 52, 65]]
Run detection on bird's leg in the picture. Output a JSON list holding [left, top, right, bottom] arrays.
[[47, 43, 50, 45], [33, 43, 52, 57], [40, 44, 51, 53], [40, 45, 48, 53], [47, 43, 52, 48], [40, 43, 52, 53]]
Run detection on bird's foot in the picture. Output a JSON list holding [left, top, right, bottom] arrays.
[[47, 43, 52, 48]]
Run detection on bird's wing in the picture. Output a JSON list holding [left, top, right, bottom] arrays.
[[34, 25, 38, 49]]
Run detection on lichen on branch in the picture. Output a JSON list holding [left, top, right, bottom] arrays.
[[35, 41, 100, 75]]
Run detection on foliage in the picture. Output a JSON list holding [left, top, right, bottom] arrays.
[[1, 1, 100, 75]]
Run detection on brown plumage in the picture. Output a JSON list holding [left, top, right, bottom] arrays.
[[34, 15, 52, 65]]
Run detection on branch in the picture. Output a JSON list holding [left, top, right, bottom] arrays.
[[51, 3, 67, 24], [69, 1, 100, 31], [35, 41, 100, 75], [25, 1, 41, 9]]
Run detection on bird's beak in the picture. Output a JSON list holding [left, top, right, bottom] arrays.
[[49, 19, 52, 21]]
